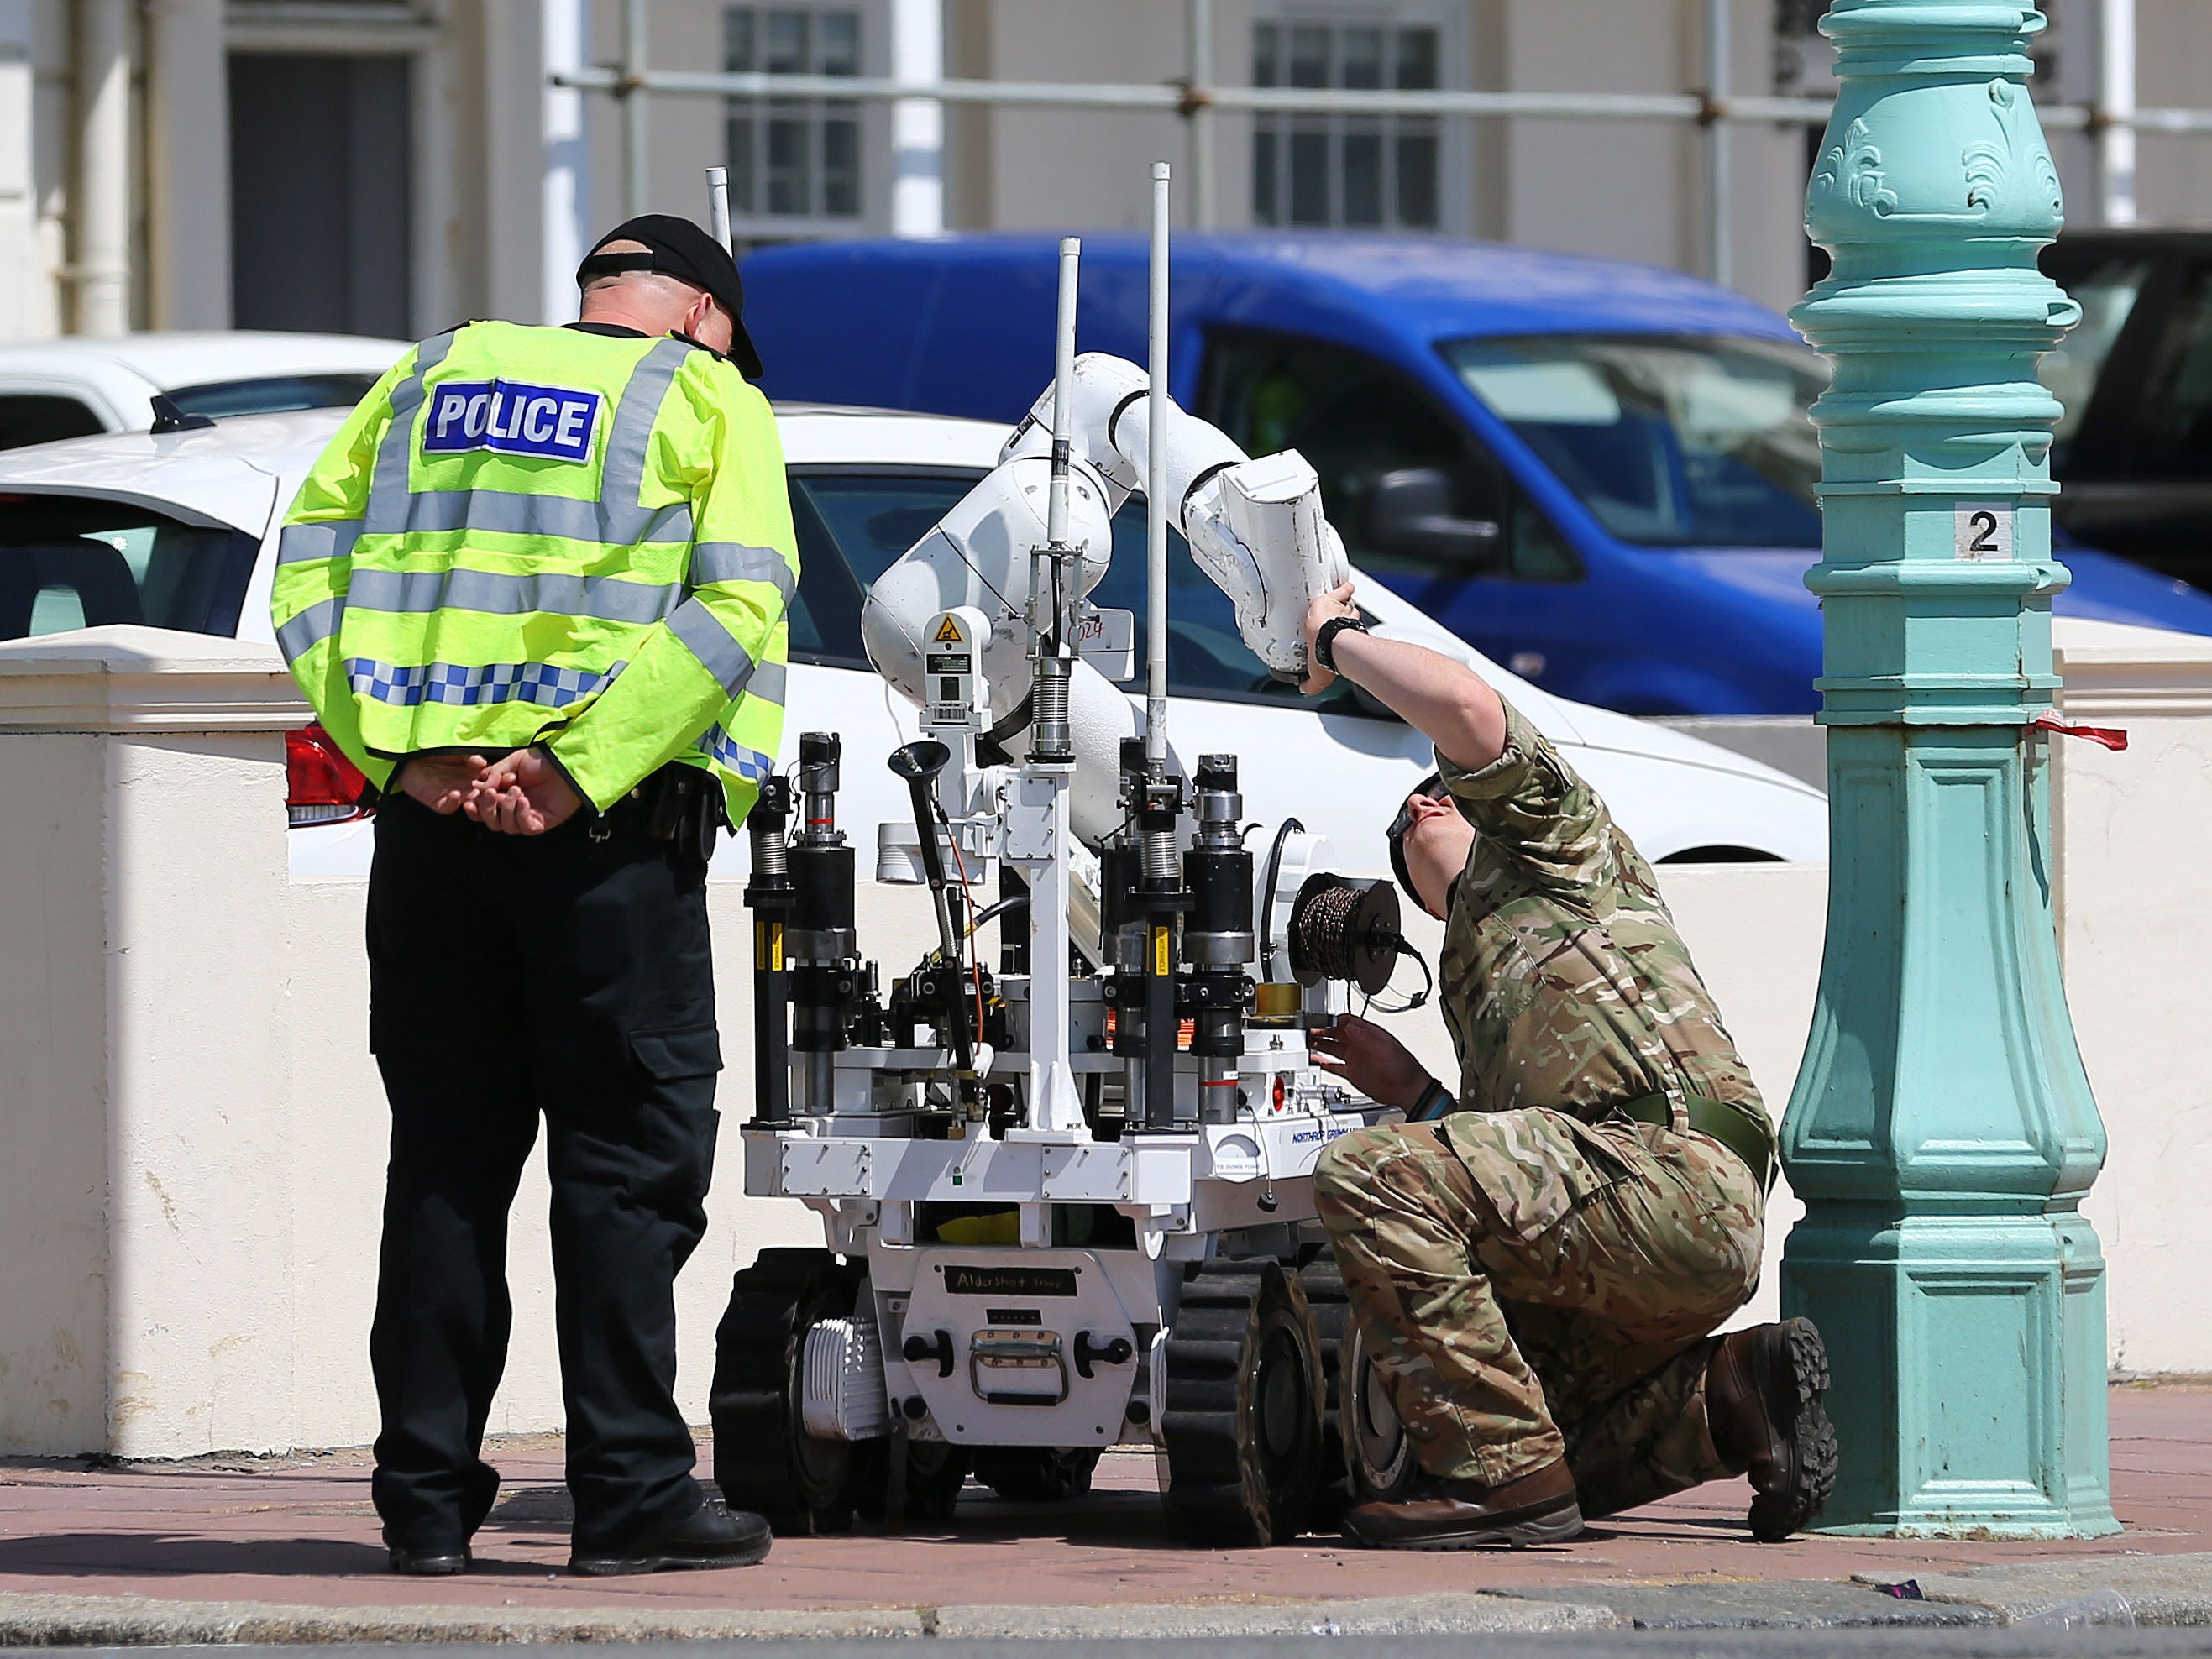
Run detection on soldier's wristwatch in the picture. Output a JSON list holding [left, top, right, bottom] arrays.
[[1313, 612, 1370, 673], [1408, 1078, 1453, 1121]]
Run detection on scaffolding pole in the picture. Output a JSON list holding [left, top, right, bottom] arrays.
[[1704, 0, 1732, 290], [620, 0, 647, 218], [1185, 0, 1214, 231], [553, 63, 2212, 141]]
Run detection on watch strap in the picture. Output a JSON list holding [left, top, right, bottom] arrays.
[[1313, 612, 1369, 672], [1409, 1078, 1454, 1121]]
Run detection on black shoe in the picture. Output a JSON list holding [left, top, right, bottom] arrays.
[[568, 1497, 773, 1577], [387, 1543, 470, 1575]]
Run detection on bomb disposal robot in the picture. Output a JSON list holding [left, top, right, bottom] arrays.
[[714, 173, 1417, 1544]]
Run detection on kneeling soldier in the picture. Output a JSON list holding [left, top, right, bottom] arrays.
[[1296, 583, 1837, 1549]]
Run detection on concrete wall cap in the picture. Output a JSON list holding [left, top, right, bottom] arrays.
[[0, 625, 307, 733], [2054, 618, 2212, 719]]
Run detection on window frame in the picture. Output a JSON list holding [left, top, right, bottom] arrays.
[[721, 1, 890, 243], [1248, 3, 1473, 236]]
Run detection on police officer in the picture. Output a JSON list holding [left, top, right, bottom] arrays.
[[272, 216, 795, 1577], [1295, 582, 1837, 1550]]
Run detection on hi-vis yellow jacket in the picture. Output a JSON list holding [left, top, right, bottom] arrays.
[[271, 322, 797, 820]]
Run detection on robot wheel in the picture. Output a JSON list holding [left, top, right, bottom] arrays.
[[709, 1247, 862, 1536], [1160, 1258, 1326, 1546]]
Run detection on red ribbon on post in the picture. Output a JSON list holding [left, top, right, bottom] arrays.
[[2033, 711, 2129, 751]]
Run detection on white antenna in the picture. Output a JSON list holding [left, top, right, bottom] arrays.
[[1145, 161, 1171, 776], [1046, 237, 1080, 555], [705, 166, 733, 254]]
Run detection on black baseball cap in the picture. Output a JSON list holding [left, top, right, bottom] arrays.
[[1386, 771, 1450, 910], [578, 214, 764, 379]]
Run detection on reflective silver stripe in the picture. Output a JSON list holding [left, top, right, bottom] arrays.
[[748, 659, 787, 707], [277, 519, 362, 567], [690, 542, 795, 602], [602, 337, 695, 521], [665, 596, 757, 698], [359, 331, 701, 547], [276, 596, 344, 663], [364, 332, 457, 537], [383, 489, 692, 546], [347, 568, 682, 625]]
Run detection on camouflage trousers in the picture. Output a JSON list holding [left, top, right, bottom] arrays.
[[1312, 1108, 1764, 1516]]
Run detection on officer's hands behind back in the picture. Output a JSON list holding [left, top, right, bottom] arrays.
[[395, 753, 491, 816], [466, 746, 584, 836]]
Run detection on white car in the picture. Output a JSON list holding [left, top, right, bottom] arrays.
[[0, 405, 1827, 877], [0, 332, 408, 453]]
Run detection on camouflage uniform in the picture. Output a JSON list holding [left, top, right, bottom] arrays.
[[1312, 699, 1774, 1517]]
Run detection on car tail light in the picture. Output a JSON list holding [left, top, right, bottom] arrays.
[[286, 725, 370, 828]]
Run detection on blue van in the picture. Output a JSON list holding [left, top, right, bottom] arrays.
[[742, 233, 2212, 716]]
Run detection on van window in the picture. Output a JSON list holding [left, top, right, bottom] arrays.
[[1443, 333, 1826, 548], [0, 495, 259, 639], [784, 467, 1392, 719], [2122, 262, 2212, 479], [1198, 328, 1575, 581]]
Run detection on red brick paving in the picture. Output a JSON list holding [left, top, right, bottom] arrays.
[[0, 1384, 2202, 1616]]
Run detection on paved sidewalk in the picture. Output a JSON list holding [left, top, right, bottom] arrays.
[[0, 1382, 2204, 1640]]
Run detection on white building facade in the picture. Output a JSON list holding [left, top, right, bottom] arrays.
[[3, 1, 2210, 340]]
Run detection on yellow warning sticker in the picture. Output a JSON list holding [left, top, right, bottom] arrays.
[[757, 920, 784, 970], [932, 615, 966, 645], [1154, 925, 1171, 977]]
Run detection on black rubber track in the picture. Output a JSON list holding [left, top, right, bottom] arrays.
[[709, 1247, 860, 1536], [1749, 1316, 1839, 1542], [1297, 1251, 1354, 1526], [1160, 1259, 1324, 1546]]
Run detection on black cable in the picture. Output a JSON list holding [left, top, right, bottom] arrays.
[[1362, 934, 1434, 1015], [1259, 816, 1305, 981], [969, 894, 1029, 933]]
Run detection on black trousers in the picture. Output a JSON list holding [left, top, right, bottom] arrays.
[[364, 794, 723, 1553]]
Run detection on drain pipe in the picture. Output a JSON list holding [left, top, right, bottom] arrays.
[[75, 0, 131, 335]]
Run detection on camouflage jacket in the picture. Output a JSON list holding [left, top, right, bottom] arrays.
[[1434, 699, 1767, 1138]]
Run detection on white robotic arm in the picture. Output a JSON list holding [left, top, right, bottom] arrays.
[[861, 354, 1351, 842], [999, 354, 1351, 681]]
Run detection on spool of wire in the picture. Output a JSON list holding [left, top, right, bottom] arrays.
[[1287, 873, 1402, 996]]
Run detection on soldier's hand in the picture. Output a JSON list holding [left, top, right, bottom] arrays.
[[395, 753, 490, 815], [1299, 581, 1359, 695], [466, 747, 584, 835], [1308, 1013, 1432, 1112]]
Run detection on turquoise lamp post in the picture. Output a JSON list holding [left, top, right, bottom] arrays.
[[1781, 0, 2116, 1537]]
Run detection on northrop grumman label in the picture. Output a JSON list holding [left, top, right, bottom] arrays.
[[422, 380, 601, 463], [941, 1264, 1078, 1297]]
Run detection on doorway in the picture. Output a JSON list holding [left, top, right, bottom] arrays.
[[228, 54, 413, 338]]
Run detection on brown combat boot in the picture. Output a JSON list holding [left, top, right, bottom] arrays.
[[1706, 1316, 1839, 1541], [1341, 1457, 1584, 1550]]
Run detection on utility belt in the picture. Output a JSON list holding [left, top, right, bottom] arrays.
[[605, 761, 728, 864], [1612, 1090, 1776, 1193]]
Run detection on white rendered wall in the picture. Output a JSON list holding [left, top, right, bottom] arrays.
[[5, 619, 2210, 1456], [2052, 618, 2212, 1378]]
